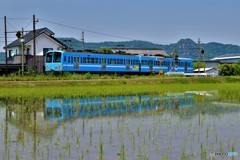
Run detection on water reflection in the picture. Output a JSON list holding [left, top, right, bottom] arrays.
[[45, 92, 194, 121], [0, 91, 239, 160]]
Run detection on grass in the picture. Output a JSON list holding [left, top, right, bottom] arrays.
[[0, 75, 239, 98], [0, 82, 239, 99]]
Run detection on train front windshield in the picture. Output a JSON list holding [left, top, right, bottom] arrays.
[[46, 51, 62, 63]]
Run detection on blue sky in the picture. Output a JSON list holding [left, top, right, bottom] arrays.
[[0, 0, 240, 51]]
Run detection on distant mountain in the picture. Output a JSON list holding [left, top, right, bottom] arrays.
[[58, 38, 240, 60]]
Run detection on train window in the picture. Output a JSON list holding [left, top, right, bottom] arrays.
[[53, 52, 61, 62], [117, 59, 123, 64], [80, 57, 82, 63], [142, 60, 148, 66], [46, 108, 53, 117], [91, 58, 94, 64], [101, 58, 106, 64], [116, 59, 120, 64], [149, 60, 153, 66], [54, 108, 62, 118], [156, 61, 160, 66], [126, 59, 130, 65], [46, 52, 53, 63], [63, 56, 66, 63], [120, 59, 123, 64], [94, 58, 99, 64], [68, 57, 70, 63], [74, 57, 79, 63], [109, 59, 116, 64], [83, 57, 86, 63], [71, 57, 73, 63], [86, 57, 90, 63]]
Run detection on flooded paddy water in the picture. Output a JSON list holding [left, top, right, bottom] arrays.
[[0, 90, 239, 160]]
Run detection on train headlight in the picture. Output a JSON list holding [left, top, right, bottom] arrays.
[[55, 65, 62, 70], [45, 65, 50, 71]]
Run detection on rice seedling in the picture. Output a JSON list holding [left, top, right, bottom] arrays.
[[76, 135, 80, 148], [89, 126, 92, 146], [99, 136, 104, 160]]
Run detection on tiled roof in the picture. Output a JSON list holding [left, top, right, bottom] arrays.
[[210, 53, 240, 60], [57, 38, 82, 51], [6, 28, 66, 48], [111, 48, 169, 57]]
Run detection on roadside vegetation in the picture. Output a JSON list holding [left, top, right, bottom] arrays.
[[0, 71, 239, 98]]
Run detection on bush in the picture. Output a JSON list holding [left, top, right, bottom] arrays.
[[84, 72, 92, 79], [218, 63, 240, 76]]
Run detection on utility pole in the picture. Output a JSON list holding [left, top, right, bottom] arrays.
[[197, 38, 201, 74], [21, 28, 24, 76], [82, 31, 84, 52], [4, 16, 8, 75], [33, 14, 36, 71]]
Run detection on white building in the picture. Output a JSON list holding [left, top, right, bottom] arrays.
[[5, 28, 67, 72], [194, 67, 219, 76], [210, 54, 240, 64]]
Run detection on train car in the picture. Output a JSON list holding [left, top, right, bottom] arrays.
[[45, 50, 193, 73], [45, 93, 194, 121]]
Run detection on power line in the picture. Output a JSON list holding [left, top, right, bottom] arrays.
[[38, 18, 135, 41], [0, 17, 31, 20], [6, 21, 17, 31], [24, 19, 33, 30]]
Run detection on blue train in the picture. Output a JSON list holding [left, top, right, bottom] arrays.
[[45, 93, 194, 121], [45, 50, 193, 73]]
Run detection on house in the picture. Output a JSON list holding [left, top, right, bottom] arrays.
[[5, 28, 67, 72]]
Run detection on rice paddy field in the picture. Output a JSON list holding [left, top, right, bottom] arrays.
[[0, 76, 239, 160]]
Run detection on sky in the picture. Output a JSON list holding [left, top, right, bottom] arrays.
[[0, 0, 240, 52]]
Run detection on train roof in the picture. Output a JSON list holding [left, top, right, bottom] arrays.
[[47, 50, 192, 60]]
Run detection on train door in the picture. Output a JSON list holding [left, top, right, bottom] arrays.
[[184, 62, 188, 72], [149, 60, 153, 72], [101, 58, 106, 71], [74, 57, 79, 70], [168, 61, 170, 71], [126, 59, 130, 71], [138, 60, 141, 73]]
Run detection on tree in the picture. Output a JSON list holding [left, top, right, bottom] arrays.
[[193, 62, 205, 70], [101, 47, 112, 54], [218, 63, 240, 76]]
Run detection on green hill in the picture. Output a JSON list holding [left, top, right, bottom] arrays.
[[58, 38, 240, 60]]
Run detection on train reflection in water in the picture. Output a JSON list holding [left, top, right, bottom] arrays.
[[45, 92, 194, 121]]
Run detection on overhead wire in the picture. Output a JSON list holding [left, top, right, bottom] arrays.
[[6, 21, 17, 32], [0, 17, 173, 45], [24, 19, 33, 31], [39, 18, 135, 41]]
